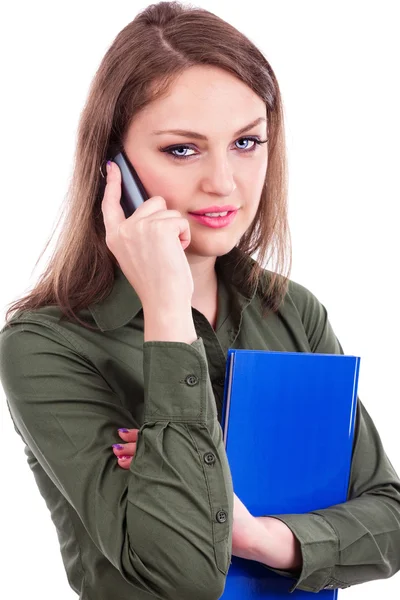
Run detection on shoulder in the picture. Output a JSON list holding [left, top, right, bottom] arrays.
[[2, 305, 65, 329], [260, 268, 326, 321], [286, 277, 326, 320], [259, 268, 340, 353], [0, 306, 101, 409], [0, 305, 95, 361]]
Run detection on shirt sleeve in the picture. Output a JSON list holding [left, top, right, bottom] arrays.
[[261, 284, 400, 593], [0, 314, 233, 600]]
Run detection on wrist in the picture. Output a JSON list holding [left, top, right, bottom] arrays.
[[251, 517, 303, 570], [143, 304, 197, 343], [239, 517, 275, 563]]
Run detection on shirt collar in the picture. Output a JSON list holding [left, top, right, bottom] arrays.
[[88, 246, 260, 332]]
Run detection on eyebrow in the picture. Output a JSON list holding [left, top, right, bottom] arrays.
[[152, 117, 267, 140]]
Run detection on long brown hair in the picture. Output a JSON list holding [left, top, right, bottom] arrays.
[[4, 1, 291, 332]]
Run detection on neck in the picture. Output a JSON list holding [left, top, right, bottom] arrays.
[[185, 252, 218, 300]]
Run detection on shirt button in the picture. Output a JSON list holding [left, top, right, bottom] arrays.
[[185, 375, 199, 386], [216, 510, 227, 523], [216, 378, 225, 386], [204, 452, 216, 465], [324, 584, 334, 589]]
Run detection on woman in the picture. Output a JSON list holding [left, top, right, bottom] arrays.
[[0, 2, 399, 598]]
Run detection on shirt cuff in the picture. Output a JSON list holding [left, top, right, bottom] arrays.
[[261, 513, 339, 593], [143, 337, 217, 423]]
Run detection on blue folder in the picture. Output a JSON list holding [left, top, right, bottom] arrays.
[[220, 349, 360, 599]]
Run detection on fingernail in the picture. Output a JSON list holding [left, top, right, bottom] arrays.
[[118, 455, 130, 460], [112, 444, 124, 449], [118, 428, 129, 433], [106, 160, 112, 173]]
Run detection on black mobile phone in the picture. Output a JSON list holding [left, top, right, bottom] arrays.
[[107, 142, 150, 218]]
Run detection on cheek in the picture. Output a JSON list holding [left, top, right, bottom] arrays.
[[249, 154, 268, 187], [130, 156, 189, 207], [242, 162, 267, 209], [236, 154, 267, 195]]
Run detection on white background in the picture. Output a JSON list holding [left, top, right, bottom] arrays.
[[1, 1, 399, 598]]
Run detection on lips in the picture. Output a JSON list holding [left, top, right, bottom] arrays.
[[189, 210, 238, 228], [189, 205, 238, 215]]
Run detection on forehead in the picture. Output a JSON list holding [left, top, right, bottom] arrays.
[[129, 65, 266, 135]]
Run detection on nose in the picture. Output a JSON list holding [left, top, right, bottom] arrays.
[[200, 151, 237, 196]]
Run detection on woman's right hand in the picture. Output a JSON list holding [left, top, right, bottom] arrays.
[[101, 160, 194, 310]]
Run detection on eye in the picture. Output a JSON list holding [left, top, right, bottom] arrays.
[[159, 136, 268, 162], [168, 146, 196, 159], [235, 138, 257, 150]]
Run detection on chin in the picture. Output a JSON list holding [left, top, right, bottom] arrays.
[[185, 236, 238, 258]]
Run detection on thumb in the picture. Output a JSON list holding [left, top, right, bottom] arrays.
[[101, 161, 126, 235]]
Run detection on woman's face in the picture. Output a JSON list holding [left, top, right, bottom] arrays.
[[122, 65, 268, 260]]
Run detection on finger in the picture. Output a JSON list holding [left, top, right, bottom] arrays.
[[168, 216, 191, 249], [112, 442, 137, 456], [118, 428, 139, 442], [117, 455, 132, 469], [132, 195, 168, 219], [141, 215, 191, 251], [101, 161, 126, 234], [147, 209, 184, 221]]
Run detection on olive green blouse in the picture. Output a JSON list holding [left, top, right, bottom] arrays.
[[0, 246, 399, 599]]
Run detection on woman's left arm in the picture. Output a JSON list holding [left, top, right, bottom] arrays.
[[251, 283, 400, 593], [256, 396, 400, 593]]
